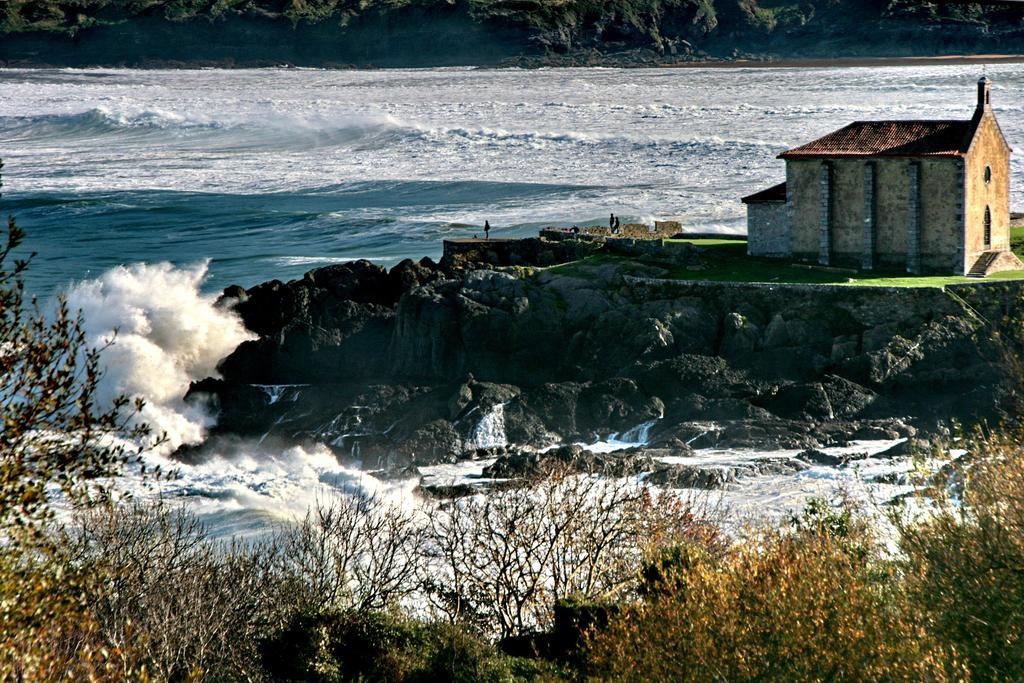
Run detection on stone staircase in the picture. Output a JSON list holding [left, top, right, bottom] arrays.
[[967, 250, 1024, 278], [967, 251, 1000, 277]]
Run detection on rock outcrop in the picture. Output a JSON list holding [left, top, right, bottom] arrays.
[[184, 250, 1024, 481]]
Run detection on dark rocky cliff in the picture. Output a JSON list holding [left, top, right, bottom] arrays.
[[0, 6, 534, 68], [184, 245, 1024, 478], [4, 0, 1024, 68]]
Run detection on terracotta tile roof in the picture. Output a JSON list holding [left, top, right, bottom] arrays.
[[778, 119, 978, 159], [741, 181, 787, 203]]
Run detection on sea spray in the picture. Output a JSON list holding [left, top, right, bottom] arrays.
[[582, 419, 661, 454], [141, 441, 421, 538], [618, 419, 658, 445], [254, 384, 306, 405], [468, 403, 508, 450], [65, 261, 255, 451]]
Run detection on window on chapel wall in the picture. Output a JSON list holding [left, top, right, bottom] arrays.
[[985, 165, 992, 184], [984, 206, 992, 249]]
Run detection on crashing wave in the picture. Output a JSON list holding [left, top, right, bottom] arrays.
[[65, 260, 255, 451], [0, 107, 225, 140]]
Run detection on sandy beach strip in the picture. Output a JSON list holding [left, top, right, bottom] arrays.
[[663, 54, 1024, 69]]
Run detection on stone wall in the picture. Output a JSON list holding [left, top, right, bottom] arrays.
[[441, 237, 600, 269], [873, 158, 911, 269], [786, 155, 967, 274], [544, 222, 679, 240], [916, 158, 963, 273], [604, 238, 701, 266], [621, 273, 976, 301], [965, 112, 1012, 269], [829, 159, 866, 265], [787, 159, 821, 261], [861, 162, 876, 269], [746, 201, 789, 257]]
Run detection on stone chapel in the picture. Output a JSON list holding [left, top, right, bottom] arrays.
[[743, 77, 1020, 276]]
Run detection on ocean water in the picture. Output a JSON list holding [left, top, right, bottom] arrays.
[[4, 65, 1024, 294], [2, 64, 1016, 534]]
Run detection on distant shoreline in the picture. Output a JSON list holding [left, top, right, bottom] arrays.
[[5, 52, 1024, 71], [662, 54, 1024, 70]]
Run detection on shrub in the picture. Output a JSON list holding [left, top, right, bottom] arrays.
[[422, 467, 718, 639], [585, 516, 957, 681], [0, 161, 160, 680], [277, 493, 424, 614], [898, 426, 1024, 681], [66, 499, 290, 681], [260, 609, 541, 683]]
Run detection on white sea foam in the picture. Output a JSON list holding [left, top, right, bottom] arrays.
[[57, 262, 425, 536], [65, 261, 255, 451], [581, 418, 659, 453], [142, 442, 421, 538], [468, 403, 508, 450], [6, 64, 1020, 205], [253, 384, 307, 405], [8, 64, 1023, 296]]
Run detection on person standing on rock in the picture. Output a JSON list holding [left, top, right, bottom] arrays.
[[609, 213, 615, 229], [614, 216, 621, 231], [484, 220, 491, 240]]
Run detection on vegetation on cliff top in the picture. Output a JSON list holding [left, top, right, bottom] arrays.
[[657, 236, 1024, 287], [3, 0, 1024, 62]]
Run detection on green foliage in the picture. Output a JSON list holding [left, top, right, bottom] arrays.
[[261, 609, 544, 682], [716, 0, 777, 34], [468, 0, 718, 45], [4, 0, 1022, 45], [790, 496, 853, 537], [885, 0, 991, 25], [637, 540, 717, 596], [584, 429, 1024, 681]]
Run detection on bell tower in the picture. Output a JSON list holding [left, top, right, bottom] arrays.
[[978, 75, 992, 112]]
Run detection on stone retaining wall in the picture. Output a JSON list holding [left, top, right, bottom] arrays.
[[441, 237, 600, 269], [604, 238, 701, 267], [542, 222, 679, 240], [624, 273, 1024, 298]]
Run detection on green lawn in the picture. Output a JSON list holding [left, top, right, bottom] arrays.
[[664, 238, 747, 247], [1012, 225, 1024, 258], [661, 237, 1024, 288]]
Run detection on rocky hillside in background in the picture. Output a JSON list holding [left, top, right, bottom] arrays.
[[3, 0, 1024, 67], [181, 240, 1024, 487]]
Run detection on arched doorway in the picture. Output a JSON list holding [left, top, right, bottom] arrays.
[[984, 206, 992, 249]]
